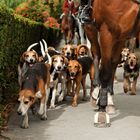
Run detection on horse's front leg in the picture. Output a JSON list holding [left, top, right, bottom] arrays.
[[83, 23, 101, 106], [93, 23, 119, 127], [94, 24, 125, 127]]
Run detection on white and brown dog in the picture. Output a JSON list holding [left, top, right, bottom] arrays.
[[49, 55, 68, 108], [76, 44, 90, 58], [123, 53, 139, 95], [61, 44, 76, 60], [40, 40, 68, 108], [67, 56, 94, 107], [18, 43, 39, 86], [17, 62, 50, 128]]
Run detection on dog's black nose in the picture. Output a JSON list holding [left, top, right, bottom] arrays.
[[67, 52, 70, 56], [57, 66, 61, 70], [30, 59, 34, 62], [17, 111, 22, 115], [70, 72, 75, 76]]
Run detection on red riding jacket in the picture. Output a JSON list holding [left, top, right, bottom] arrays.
[[62, 0, 78, 15]]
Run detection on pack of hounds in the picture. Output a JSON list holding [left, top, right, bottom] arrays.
[[17, 39, 140, 128]]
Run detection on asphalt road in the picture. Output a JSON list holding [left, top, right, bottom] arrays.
[[2, 66, 140, 140]]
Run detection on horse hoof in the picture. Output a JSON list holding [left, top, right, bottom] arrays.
[[94, 112, 111, 128], [106, 105, 116, 115]]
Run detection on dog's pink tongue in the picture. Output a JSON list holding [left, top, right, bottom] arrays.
[[70, 76, 75, 80], [29, 64, 33, 67], [130, 65, 134, 69]]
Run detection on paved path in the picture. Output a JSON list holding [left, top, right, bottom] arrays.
[[2, 66, 140, 140]]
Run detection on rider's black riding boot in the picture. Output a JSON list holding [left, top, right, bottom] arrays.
[[79, 0, 92, 24]]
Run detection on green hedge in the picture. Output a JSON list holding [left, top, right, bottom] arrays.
[[0, 4, 61, 102]]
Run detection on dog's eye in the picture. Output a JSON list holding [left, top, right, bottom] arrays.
[[128, 57, 131, 59], [32, 55, 36, 57], [54, 60, 57, 62], [61, 59, 64, 63], [75, 66, 78, 68], [25, 55, 29, 57], [24, 101, 29, 104]]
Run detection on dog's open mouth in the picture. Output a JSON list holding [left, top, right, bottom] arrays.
[[129, 62, 135, 69], [70, 76, 75, 79], [29, 63, 34, 67], [55, 69, 61, 73], [70, 73, 76, 79], [26, 62, 35, 67]]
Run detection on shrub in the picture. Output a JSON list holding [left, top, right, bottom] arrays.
[[0, 4, 61, 102], [1, 0, 26, 9], [15, 0, 60, 29], [0, 3, 61, 129], [44, 17, 60, 28]]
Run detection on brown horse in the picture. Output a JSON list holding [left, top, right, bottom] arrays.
[[61, 8, 76, 44], [83, 0, 140, 127]]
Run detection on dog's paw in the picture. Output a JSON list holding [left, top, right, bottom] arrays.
[[123, 87, 129, 93], [41, 115, 48, 120], [58, 95, 64, 102], [72, 102, 77, 107], [129, 92, 136, 95], [50, 105, 56, 109], [21, 123, 29, 129]]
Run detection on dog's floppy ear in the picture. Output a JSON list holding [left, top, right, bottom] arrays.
[[20, 52, 26, 62], [33, 50, 39, 61], [61, 47, 65, 54], [51, 55, 56, 64], [73, 45, 78, 56], [29, 95, 35, 103], [76, 45, 80, 55], [78, 63, 82, 73], [136, 55, 139, 64], [62, 55, 69, 66], [84, 45, 89, 55]]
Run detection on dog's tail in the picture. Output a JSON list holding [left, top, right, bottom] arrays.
[[40, 39, 51, 65], [27, 43, 38, 51]]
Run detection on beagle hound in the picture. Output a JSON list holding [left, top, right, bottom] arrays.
[[67, 56, 94, 107], [18, 43, 39, 86], [61, 44, 76, 60], [40, 40, 68, 108], [76, 44, 90, 58], [49, 55, 68, 108], [17, 62, 50, 128]]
